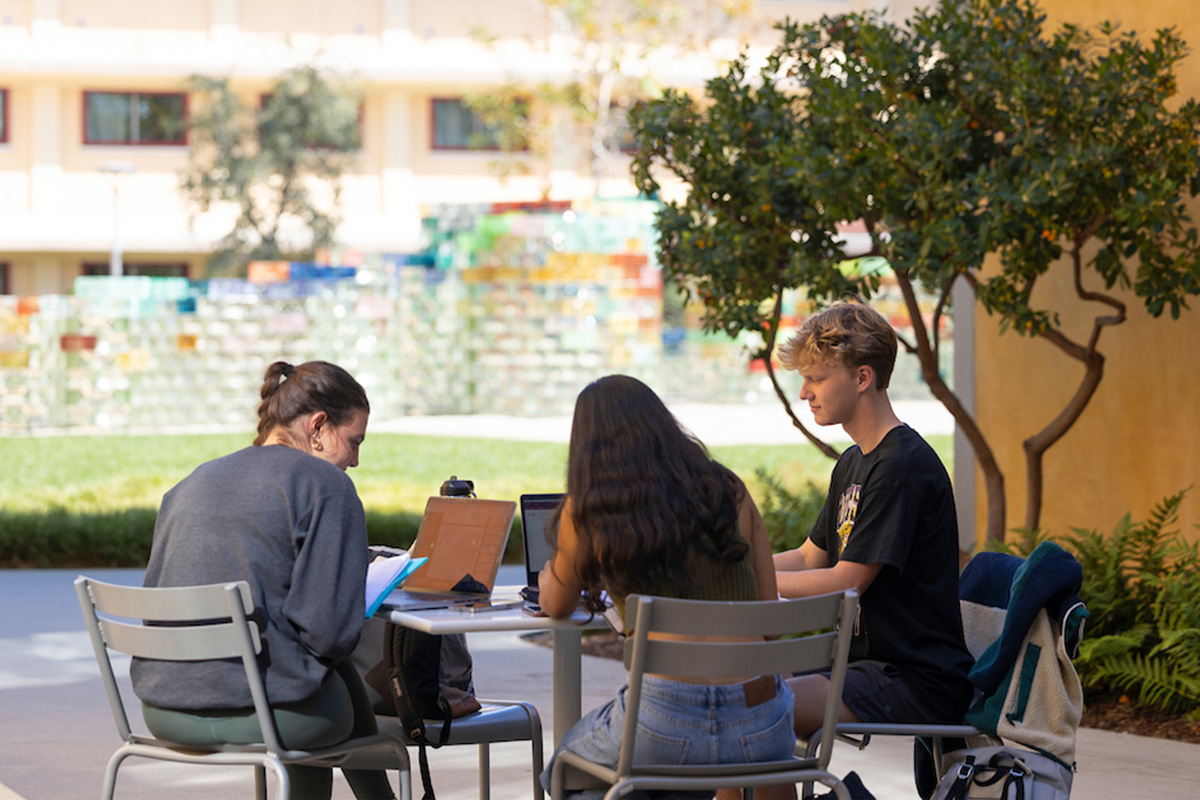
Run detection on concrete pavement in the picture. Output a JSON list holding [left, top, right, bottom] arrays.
[[2, 566, 1197, 799]]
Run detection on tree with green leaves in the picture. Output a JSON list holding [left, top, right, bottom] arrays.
[[631, 0, 1200, 543], [180, 64, 362, 276], [465, 0, 757, 192]]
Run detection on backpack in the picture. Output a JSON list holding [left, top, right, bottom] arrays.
[[916, 543, 1089, 799], [361, 621, 481, 800], [932, 746, 1073, 800]]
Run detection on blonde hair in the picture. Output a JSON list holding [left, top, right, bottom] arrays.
[[778, 301, 898, 390]]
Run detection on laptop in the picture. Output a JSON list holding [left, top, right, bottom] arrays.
[[518, 492, 564, 607], [385, 495, 517, 611]]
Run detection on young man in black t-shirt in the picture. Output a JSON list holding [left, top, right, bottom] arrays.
[[773, 301, 972, 739]]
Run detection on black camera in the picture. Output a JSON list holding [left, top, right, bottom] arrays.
[[440, 476, 475, 497]]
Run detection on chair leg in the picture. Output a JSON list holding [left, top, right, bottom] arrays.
[[270, 758, 289, 800], [798, 732, 822, 800], [531, 735, 545, 800], [820, 776, 850, 800], [478, 743, 490, 800], [102, 749, 131, 800], [396, 744, 413, 800]]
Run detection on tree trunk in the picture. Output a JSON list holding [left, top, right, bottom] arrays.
[[1022, 347, 1105, 532], [1022, 247, 1124, 532], [895, 272, 1007, 544], [762, 290, 840, 460]]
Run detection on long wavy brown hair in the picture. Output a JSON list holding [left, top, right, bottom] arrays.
[[559, 375, 748, 609]]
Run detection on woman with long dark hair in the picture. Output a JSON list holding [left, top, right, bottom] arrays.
[[131, 360, 395, 800], [539, 375, 795, 793]]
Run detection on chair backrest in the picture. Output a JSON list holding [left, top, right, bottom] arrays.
[[618, 590, 859, 777], [75, 576, 283, 753]]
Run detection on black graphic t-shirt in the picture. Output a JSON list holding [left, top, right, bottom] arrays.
[[810, 425, 973, 722]]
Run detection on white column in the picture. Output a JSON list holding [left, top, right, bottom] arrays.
[[382, 0, 412, 45], [209, 0, 239, 41], [29, 84, 63, 216], [381, 90, 420, 247], [952, 274, 977, 550], [98, 162, 136, 277], [31, 0, 62, 35]]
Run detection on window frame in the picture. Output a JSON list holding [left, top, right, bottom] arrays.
[[430, 97, 506, 152], [0, 88, 8, 144], [81, 261, 190, 279], [82, 90, 188, 146]]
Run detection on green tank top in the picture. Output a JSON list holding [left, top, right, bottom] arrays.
[[610, 530, 758, 634]]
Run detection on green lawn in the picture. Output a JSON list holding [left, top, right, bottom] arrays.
[[0, 429, 952, 566]]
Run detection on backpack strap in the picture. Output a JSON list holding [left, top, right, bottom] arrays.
[[382, 624, 456, 800], [942, 755, 977, 800], [987, 753, 1030, 800]]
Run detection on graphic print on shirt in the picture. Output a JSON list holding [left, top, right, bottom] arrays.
[[836, 483, 862, 556]]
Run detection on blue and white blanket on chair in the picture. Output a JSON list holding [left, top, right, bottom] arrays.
[[957, 541, 1089, 768]]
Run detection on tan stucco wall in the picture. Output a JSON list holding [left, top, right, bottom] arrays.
[[972, 0, 1200, 545]]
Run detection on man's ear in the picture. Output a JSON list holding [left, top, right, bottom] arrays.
[[856, 365, 875, 393]]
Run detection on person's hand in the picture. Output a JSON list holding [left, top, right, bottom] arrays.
[[538, 560, 555, 592]]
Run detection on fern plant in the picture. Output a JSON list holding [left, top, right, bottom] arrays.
[[1019, 490, 1200, 718]]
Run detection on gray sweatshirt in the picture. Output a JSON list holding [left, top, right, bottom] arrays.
[[131, 445, 367, 710]]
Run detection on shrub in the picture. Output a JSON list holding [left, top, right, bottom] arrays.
[[1002, 491, 1200, 718], [0, 506, 525, 568], [754, 467, 826, 554], [0, 508, 158, 568]]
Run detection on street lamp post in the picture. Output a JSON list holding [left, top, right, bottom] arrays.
[[97, 160, 136, 277]]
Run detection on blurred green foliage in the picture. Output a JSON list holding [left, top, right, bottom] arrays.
[[999, 490, 1200, 719]]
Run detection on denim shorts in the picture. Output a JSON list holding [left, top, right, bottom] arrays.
[[541, 674, 795, 796]]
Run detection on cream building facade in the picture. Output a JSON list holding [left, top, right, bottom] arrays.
[[0, 0, 915, 295]]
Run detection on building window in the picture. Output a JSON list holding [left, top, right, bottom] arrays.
[[431, 98, 508, 151], [83, 91, 187, 145], [0, 88, 8, 144], [82, 262, 189, 278]]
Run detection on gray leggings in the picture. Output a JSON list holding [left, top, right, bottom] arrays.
[[142, 660, 394, 800]]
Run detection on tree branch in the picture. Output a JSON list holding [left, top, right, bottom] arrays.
[[932, 273, 954, 366], [1072, 245, 1126, 351], [895, 270, 1007, 543], [761, 289, 840, 460]]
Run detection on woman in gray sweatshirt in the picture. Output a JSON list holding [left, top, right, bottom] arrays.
[[131, 360, 394, 800]]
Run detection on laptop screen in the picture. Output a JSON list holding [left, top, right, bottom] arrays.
[[519, 493, 564, 586]]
